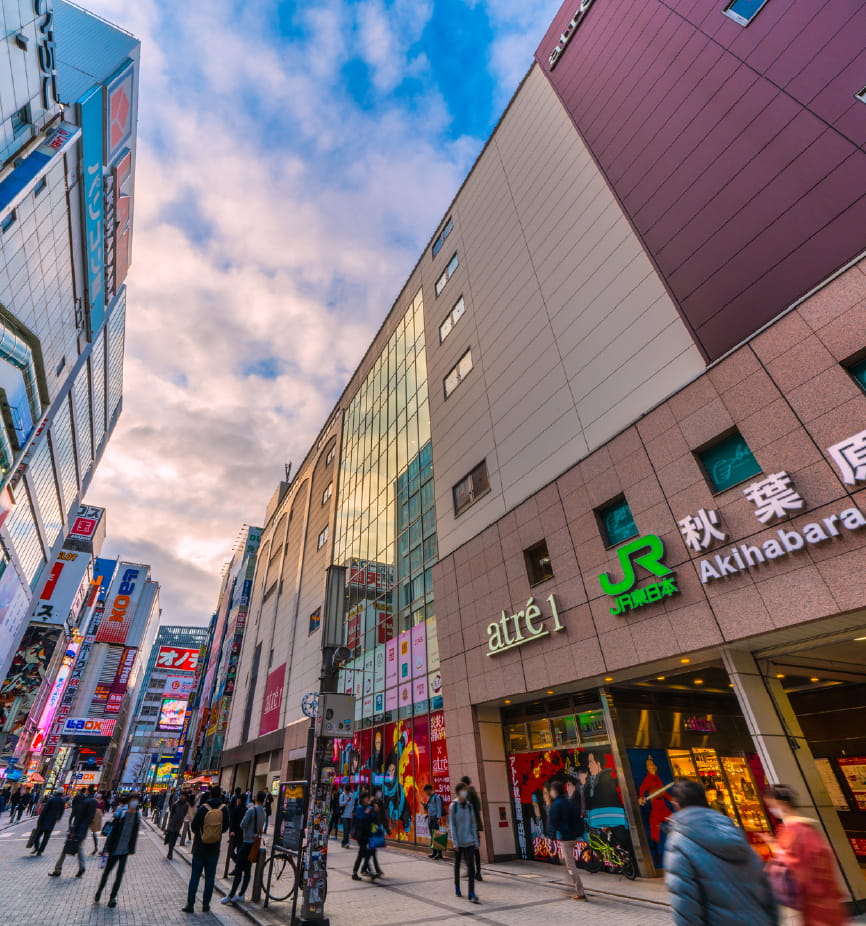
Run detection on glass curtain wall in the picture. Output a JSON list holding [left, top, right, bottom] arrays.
[[333, 288, 449, 845]]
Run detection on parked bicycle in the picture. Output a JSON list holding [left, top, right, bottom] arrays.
[[263, 847, 300, 902], [579, 826, 636, 880]]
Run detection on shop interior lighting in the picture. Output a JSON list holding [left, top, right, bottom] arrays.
[[604, 676, 613, 682], [680, 657, 691, 664], [856, 636, 866, 641], [546, 690, 554, 695], [504, 699, 511, 704], [810, 678, 820, 683], [656, 676, 666, 681], [693, 678, 704, 685], [775, 673, 786, 679]]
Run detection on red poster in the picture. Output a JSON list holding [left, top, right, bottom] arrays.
[[430, 710, 451, 806], [259, 664, 285, 736], [155, 646, 199, 672]]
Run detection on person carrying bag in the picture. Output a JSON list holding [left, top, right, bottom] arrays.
[[423, 784, 446, 860], [220, 790, 267, 905]]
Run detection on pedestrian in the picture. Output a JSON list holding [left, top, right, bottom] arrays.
[[32, 788, 65, 856], [89, 795, 104, 854], [340, 784, 355, 848], [762, 784, 846, 926], [180, 791, 195, 847], [29, 787, 41, 816], [351, 792, 382, 881], [165, 790, 189, 860], [94, 792, 140, 908], [221, 790, 266, 905], [9, 786, 24, 821], [328, 786, 341, 838], [49, 784, 97, 878], [182, 784, 229, 914], [263, 790, 273, 833], [450, 783, 480, 903], [227, 789, 247, 874], [664, 778, 776, 926], [423, 784, 445, 859], [459, 776, 483, 881], [548, 780, 588, 901]]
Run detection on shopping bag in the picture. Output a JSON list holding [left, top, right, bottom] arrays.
[[26, 828, 38, 849], [432, 827, 448, 851], [368, 824, 385, 849], [767, 856, 803, 911]]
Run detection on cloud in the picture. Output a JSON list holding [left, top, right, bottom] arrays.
[[79, 0, 557, 626]]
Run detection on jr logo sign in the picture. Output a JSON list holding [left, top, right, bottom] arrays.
[[598, 535, 679, 616]]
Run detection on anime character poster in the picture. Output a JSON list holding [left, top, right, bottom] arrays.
[[0, 624, 62, 737], [627, 748, 675, 868], [506, 745, 632, 865]]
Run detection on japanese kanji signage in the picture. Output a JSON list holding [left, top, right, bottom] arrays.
[[598, 535, 680, 616], [155, 646, 199, 672]]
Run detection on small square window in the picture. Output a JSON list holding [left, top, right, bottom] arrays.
[[325, 445, 336, 465], [849, 356, 866, 393], [723, 0, 770, 26], [431, 216, 453, 258], [698, 430, 761, 493], [317, 525, 329, 549], [453, 460, 490, 516], [598, 496, 638, 547], [309, 607, 321, 634], [857, 86, 866, 105], [524, 540, 554, 586], [34, 176, 47, 197], [435, 252, 459, 296], [444, 348, 473, 398], [10, 105, 30, 137], [322, 482, 333, 505], [1, 211, 17, 234]]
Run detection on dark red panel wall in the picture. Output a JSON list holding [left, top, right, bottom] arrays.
[[537, 0, 866, 360]]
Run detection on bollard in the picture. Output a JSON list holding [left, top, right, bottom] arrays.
[[251, 840, 267, 903]]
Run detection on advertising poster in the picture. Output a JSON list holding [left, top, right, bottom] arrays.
[[627, 748, 676, 868], [0, 624, 62, 739], [259, 664, 285, 736], [275, 781, 307, 853], [506, 745, 632, 864], [398, 681, 412, 710], [163, 675, 196, 697], [411, 623, 427, 678], [412, 675, 428, 706], [385, 638, 398, 687], [426, 616, 440, 670], [837, 757, 866, 812], [428, 669, 443, 709], [105, 646, 137, 713], [30, 550, 91, 626], [373, 644, 385, 691], [0, 568, 33, 670], [95, 563, 146, 645], [157, 697, 187, 731], [398, 630, 411, 682], [430, 710, 450, 805], [155, 645, 199, 672], [385, 687, 398, 712]]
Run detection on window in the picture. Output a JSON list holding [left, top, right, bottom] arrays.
[[443, 348, 473, 398], [598, 496, 638, 547], [10, 105, 30, 137], [453, 460, 490, 516], [524, 540, 554, 586], [1, 211, 16, 234], [435, 252, 459, 296], [317, 525, 329, 549], [34, 176, 47, 197], [325, 445, 335, 465], [309, 607, 321, 634], [431, 216, 453, 258], [849, 357, 866, 393], [723, 0, 770, 26], [322, 482, 332, 505], [439, 296, 466, 343], [698, 430, 761, 493], [858, 86, 866, 105]]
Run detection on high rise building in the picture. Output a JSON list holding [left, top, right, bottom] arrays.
[[223, 0, 866, 908], [0, 2, 139, 697], [118, 624, 209, 790]]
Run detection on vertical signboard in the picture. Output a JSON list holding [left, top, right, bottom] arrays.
[[30, 550, 91, 626], [78, 86, 104, 334], [0, 625, 62, 748], [94, 563, 145, 645], [259, 664, 285, 736], [105, 646, 137, 713]]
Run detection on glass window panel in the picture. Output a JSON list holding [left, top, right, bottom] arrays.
[[420, 479, 435, 513], [506, 724, 529, 753], [698, 431, 762, 493], [409, 546, 422, 575], [408, 494, 421, 524], [409, 520, 422, 549], [422, 535, 437, 564], [411, 574, 424, 603], [528, 720, 553, 750], [552, 716, 578, 747], [422, 509, 436, 538]]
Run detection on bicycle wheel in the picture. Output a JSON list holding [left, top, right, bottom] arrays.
[[583, 849, 602, 874], [265, 852, 298, 902], [618, 852, 637, 881]]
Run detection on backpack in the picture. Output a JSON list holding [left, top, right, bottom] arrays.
[[201, 804, 224, 844]]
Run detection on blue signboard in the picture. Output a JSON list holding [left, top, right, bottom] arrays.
[[79, 86, 105, 336]]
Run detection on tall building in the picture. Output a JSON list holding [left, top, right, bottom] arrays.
[[221, 0, 866, 909], [118, 624, 209, 789], [0, 2, 139, 704], [188, 525, 261, 777]]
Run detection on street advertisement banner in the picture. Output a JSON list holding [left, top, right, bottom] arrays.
[[157, 698, 187, 731], [155, 645, 199, 672], [30, 550, 91, 627], [0, 567, 33, 676], [259, 664, 285, 736], [62, 716, 116, 737], [162, 675, 195, 697], [105, 646, 137, 713], [274, 781, 307, 853], [0, 624, 62, 746], [30, 637, 80, 753], [78, 85, 104, 331], [627, 747, 676, 869], [94, 563, 146, 645]]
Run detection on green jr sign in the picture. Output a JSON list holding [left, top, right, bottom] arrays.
[[598, 535, 679, 616]]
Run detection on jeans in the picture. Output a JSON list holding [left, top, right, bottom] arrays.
[[97, 854, 128, 901], [228, 842, 253, 897], [352, 841, 380, 875], [187, 852, 219, 908], [341, 818, 352, 846], [34, 828, 52, 854], [454, 846, 476, 895], [53, 839, 87, 874], [558, 840, 585, 896], [179, 820, 191, 846], [91, 831, 99, 853]]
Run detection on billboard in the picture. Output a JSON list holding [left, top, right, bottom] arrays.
[[259, 664, 285, 736], [94, 563, 146, 645], [0, 624, 62, 741], [78, 85, 105, 333], [162, 675, 195, 697], [158, 697, 187, 731], [62, 716, 116, 737], [30, 550, 91, 627], [105, 646, 137, 714], [155, 646, 199, 673], [0, 567, 33, 670]]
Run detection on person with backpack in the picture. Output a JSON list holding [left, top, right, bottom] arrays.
[[548, 780, 588, 901], [450, 783, 480, 904], [423, 784, 445, 859], [94, 793, 140, 908], [221, 790, 267, 905], [459, 776, 484, 881], [49, 784, 97, 878], [183, 785, 229, 914]]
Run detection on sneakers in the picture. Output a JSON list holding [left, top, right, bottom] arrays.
[[468, 893, 480, 904], [572, 894, 588, 901], [181, 906, 194, 913], [220, 896, 234, 905], [48, 871, 60, 877], [352, 874, 362, 881], [236, 894, 245, 902], [107, 899, 117, 908], [94, 894, 101, 904], [76, 869, 85, 877], [202, 906, 210, 913], [455, 887, 462, 897]]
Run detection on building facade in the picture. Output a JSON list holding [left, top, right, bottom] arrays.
[[0, 1, 139, 711], [220, 0, 866, 906]]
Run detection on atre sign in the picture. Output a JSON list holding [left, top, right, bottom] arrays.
[[548, 0, 596, 69], [487, 595, 563, 656]]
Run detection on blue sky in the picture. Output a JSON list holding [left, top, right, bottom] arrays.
[[84, 0, 564, 624]]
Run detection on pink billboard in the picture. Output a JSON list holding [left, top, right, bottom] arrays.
[[259, 664, 285, 736]]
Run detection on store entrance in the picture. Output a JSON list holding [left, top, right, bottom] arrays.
[[759, 631, 866, 877]]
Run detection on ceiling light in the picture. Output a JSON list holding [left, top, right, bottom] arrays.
[[856, 636, 866, 641], [693, 678, 704, 685], [809, 678, 819, 683], [546, 690, 554, 695], [728, 683, 734, 688], [680, 658, 691, 665], [604, 676, 613, 683], [775, 673, 785, 679], [656, 676, 666, 681], [504, 699, 511, 704]]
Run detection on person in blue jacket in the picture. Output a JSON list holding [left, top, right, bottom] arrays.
[[351, 793, 382, 881]]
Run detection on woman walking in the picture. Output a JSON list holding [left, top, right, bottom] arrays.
[[449, 784, 480, 904], [95, 793, 141, 909], [351, 793, 382, 881], [165, 791, 188, 860]]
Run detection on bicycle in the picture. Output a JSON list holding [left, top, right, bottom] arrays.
[[579, 827, 636, 880], [263, 848, 300, 902]]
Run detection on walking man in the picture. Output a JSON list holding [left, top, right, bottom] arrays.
[[423, 784, 445, 859], [665, 778, 776, 926], [548, 780, 588, 901], [95, 793, 141, 908], [450, 784, 480, 904], [165, 790, 189, 860], [32, 789, 65, 856], [339, 784, 355, 848], [459, 776, 483, 881], [221, 790, 266, 905], [49, 784, 97, 878], [183, 784, 229, 914]]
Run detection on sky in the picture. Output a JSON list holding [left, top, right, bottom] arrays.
[[83, 0, 564, 626]]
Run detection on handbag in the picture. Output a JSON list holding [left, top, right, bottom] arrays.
[[63, 834, 81, 856], [101, 819, 113, 838], [368, 825, 385, 850], [248, 835, 262, 864], [26, 828, 37, 849], [767, 855, 803, 910]]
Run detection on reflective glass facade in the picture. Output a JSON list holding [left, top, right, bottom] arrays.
[[5, 481, 45, 586], [333, 289, 448, 846]]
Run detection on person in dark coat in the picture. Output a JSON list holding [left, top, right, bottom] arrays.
[[227, 790, 247, 873], [32, 789, 65, 855], [49, 785, 97, 877], [165, 792, 189, 860], [664, 778, 777, 926], [182, 785, 229, 914], [95, 793, 140, 908], [459, 776, 483, 881], [548, 780, 587, 901]]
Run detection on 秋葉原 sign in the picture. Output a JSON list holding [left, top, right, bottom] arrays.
[[487, 595, 563, 656]]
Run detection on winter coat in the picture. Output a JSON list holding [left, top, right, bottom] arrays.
[[770, 817, 846, 926], [70, 795, 98, 840], [449, 799, 479, 848], [664, 805, 777, 926], [167, 798, 188, 834], [103, 808, 140, 856], [548, 794, 582, 842], [90, 807, 103, 833], [352, 803, 376, 844], [37, 793, 65, 831]]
